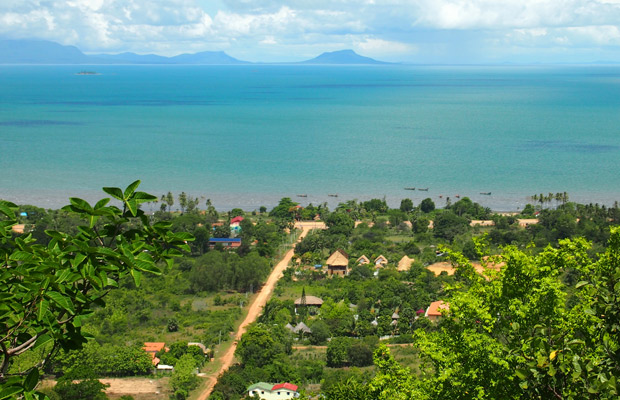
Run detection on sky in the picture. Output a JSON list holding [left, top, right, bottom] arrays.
[[1, 0, 620, 63]]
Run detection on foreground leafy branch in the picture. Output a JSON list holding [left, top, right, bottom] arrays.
[[0, 181, 193, 399]]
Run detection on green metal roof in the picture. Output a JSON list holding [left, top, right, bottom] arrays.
[[247, 382, 274, 392]]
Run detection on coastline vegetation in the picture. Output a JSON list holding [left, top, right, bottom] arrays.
[[2, 187, 620, 399]]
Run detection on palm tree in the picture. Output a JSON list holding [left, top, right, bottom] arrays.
[[539, 193, 545, 209]]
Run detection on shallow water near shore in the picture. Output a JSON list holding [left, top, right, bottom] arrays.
[[1, 64, 620, 211]]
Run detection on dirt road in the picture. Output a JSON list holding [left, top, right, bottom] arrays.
[[196, 222, 324, 400]]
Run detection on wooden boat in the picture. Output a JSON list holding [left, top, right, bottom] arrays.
[[418, 188, 429, 191], [328, 194, 338, 197], [404, 187, 415, 190], [480, 192, 492, 195], [297, 194, 308, 198]]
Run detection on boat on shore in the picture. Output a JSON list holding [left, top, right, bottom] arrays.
[[480, 192, 492, 195], [418, 188, 429, 191], [297, 194, 308, 198], [404, 187, 415, 190], [328, 194, 338, 197]]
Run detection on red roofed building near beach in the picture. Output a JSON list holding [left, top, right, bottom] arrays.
[[425, 301, 450, 322], [230, 216, 244, 224], [247, 382, 300, 399]]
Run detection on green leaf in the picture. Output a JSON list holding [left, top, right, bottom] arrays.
[[130, 269, 142, 287], [102, 186, 124, 201], [23, 368, 39, 391], [134, 260, 161, 275], [37, 299, 49, 321], [123, 180, 141, 199], [10, 251, 35, 262], [575, 281, 589, 288], [33, 334, 52, 350], [172, 232, 195, 241], [0, 385, 23, 399], [133, 191, 157, 202], [515, 369, 529, 379], [0, 202, 17, 219], [89, 214, 100, 229], [94, 198, 110, 209], [44, 230, 65, 240], [125, 199, 138, 217], [69, 197, 93, 212], [45, 292, 75, 315]]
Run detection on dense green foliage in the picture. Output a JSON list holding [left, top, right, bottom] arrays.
[[0, 181, 192, 399], [323, 229, 620, 399]]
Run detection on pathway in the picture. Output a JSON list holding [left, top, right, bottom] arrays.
[[196, 221, 325, 400]]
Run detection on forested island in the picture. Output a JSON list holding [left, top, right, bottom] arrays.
[[2, 183, 620, 400]]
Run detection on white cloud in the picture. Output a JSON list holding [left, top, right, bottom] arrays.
[[355, 37, 415, 55], [1, 0, 620, 62], [413, 0, 620, 30]]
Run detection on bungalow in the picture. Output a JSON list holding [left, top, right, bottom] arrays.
[[230, 216, 244, 224], [247, 382, 300, 399], [208, 237, 241, 249], [326, 249, 350, 277], [398, 256, 414, 271], [294, 295, 324, 308], [356, 255, 370, 265], [143, 342, 168, 366], [425, 301, 450, 322], [374, 255, 388, 267], [230, 216, 244, 236]]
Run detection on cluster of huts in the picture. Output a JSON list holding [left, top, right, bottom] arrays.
[[312, 249, 415, 277]]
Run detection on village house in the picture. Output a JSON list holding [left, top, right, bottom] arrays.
[[294, 295, 324, 311], [143, 342, 167, 366], [247, 382, 300, 399], [230, 216, 244, 236], [356, 255, 370, 265], [326, 249, 350, 276], [208, 237, 241, 249], [425, 301, 450, 322], [398, 255, 414, 271], [374, 255, 388, 267]]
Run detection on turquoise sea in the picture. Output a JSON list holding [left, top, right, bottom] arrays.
[[1, 65, 620, 211]]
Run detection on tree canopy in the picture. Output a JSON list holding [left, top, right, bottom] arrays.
[[0, 181, 192, 399]]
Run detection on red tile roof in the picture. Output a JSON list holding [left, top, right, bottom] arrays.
[[426, 301, 450, 317], [231, 216, 244, 224], [272, 383, 298, 392], [143, 342, 166, 353]]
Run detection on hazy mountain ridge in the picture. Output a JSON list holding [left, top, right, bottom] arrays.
[[0, 39, 387, 65], [300, 49, 391, 65]]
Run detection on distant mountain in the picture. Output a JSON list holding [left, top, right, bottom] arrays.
[[301, 49, 389, 65], [0, 40, 94, 64], [93, 50, 248, 65], [0, 39, 248, 65], [0, 39, 387, 65], [93, 52, 171, 64], [169, 51, 249, 65]]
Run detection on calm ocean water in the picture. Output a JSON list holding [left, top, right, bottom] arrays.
[[1, 64, 620, 211]]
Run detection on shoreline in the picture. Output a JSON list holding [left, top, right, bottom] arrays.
[[2, 188, 619, 213]]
